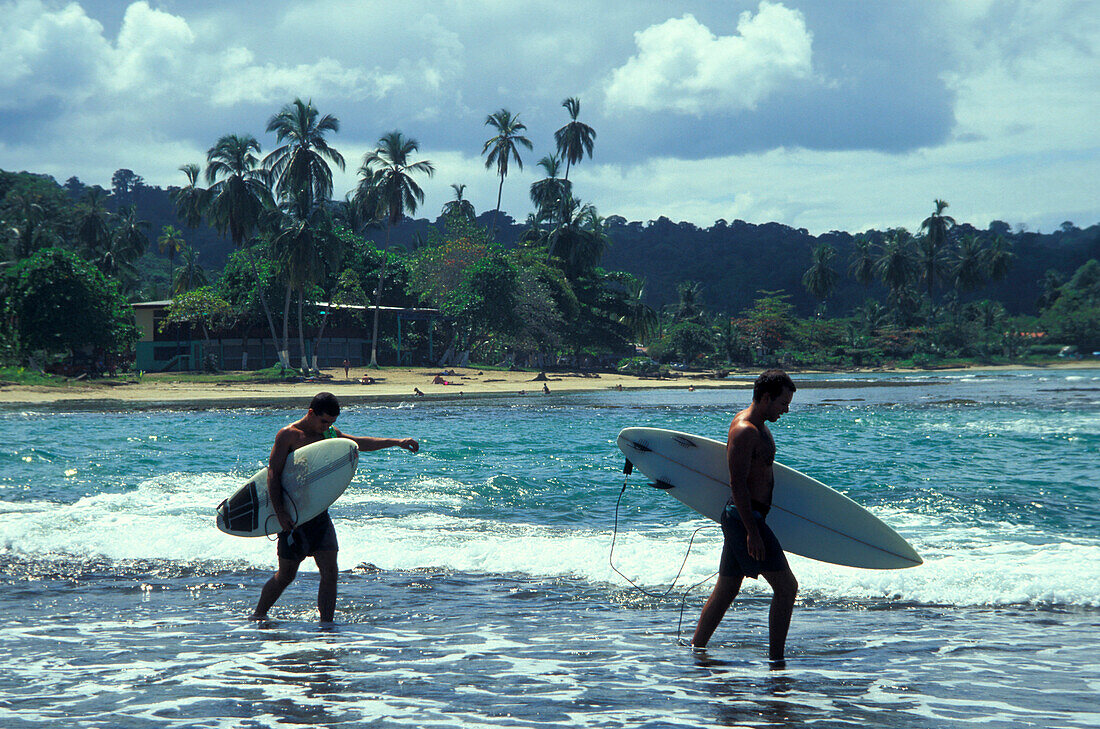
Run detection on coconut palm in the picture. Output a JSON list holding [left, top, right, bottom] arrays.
[[482, 109, 532, 238], [949, 234, 987, 294], [158, 225, 186, 298], [674, 281, 705, 323], [263, 98, 344, 216], [204, 133, 281, 363], [529, 155, 570, 229], [983, 235, 1014, 282], [5, 195, 58, 258], [76, 187, 113, 259], [918, 199, 956, 301], [171, 164, 207, 229], [848, 235, 875, 287], [616, 275, 659, 344], [171, 244, 210, 296], [112, 205, 150, 261], [547, 199, 609, 279], [441, 183, 476, 223], [269, 207, 340, 370], [802, 242, 839, 311], [874, 230, 918, 317], [554, 97, 596, 185], [354, 130, 435, 366]]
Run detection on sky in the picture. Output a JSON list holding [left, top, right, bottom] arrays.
[[1, 0, 1097, 235]]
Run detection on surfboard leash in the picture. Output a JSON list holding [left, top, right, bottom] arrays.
[[610, 461, 717, 643]]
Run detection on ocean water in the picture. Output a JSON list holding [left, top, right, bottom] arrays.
[[1, 369, 1098, 728]]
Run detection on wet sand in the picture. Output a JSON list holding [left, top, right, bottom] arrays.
[[1, 362, 1094, 411]]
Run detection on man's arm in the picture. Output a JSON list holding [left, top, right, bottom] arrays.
[[267, 429, 296, 533], [332, 428, 419, 454], [728, 424, 766, 561]]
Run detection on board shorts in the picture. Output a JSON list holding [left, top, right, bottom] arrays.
[[277, 510, 338, 563], [719, 500, 789, 579]]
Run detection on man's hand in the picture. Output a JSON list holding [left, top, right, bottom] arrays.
[[276, 512, 295, 533], [399, 438, 419, 453], [746, 531, 766, 562]]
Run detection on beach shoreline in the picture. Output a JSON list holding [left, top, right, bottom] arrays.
[[1, 361, 1096, 411]]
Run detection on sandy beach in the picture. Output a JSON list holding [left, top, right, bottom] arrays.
[[2, 362, 1095, 410], [0, 366, 751, 410]]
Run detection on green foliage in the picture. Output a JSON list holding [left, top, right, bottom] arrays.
[[649, 321, 716, 365], [160, 287, 233, 339], [617, 356, 660, 376], [7, 247, 138, 358]]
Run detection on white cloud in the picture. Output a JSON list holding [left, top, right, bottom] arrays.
[[0, 0, 109, 107], [604, 2, 813, 115]]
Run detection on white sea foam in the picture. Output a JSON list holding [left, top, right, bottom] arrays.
[[1, 472, 1098, 608]]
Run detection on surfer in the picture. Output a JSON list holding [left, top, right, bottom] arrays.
[[691, 369, 798, 665], [251, 392, 419, 623]]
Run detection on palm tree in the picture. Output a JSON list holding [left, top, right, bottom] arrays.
[[76, 188, 113, 259], [529, 155, 570, 230], [547, 199, 609, 279], [441, 183, 476, 223], [171, 164, 207, 229], [983, 235, 1014, 282], [171, 244, 210, 296], [263, 98, 344, 216], [674, 281, 705, 323], [616, 275, 659, 344], [874, 230, 918, 318], [205, 134, 272, 246], [269, 207, 340, 370], [949, 234, 987, 294], [1037, 269, 1064, 310], [5, 195, 58, 258], [848, 235, 875, 287], [918, 199, 956, 302], [158, 225, 186, 298], [802, 242, 839, 312], [554, 97, 596, 185], [482, 108, 532, 238], [204, 133, 281, 364], [354, 130, 435, 367]]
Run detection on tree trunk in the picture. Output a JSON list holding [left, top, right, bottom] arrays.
[[297, 287, 308, 371], [312, 308, 331, 372], [243, 248, 284, 367], [281, 283, 292, 369], [369, 226, 392, 368], [490, 173, 504, 240]]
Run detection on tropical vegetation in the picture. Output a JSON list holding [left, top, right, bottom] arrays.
[[1, 95, 1098, 378]]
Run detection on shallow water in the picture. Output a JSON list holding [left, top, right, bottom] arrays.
[[2, 369, 1098, 728]]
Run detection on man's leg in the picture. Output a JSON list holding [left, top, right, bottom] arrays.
[[252, 558, 301, 619], [314, 550, 338, 623], [761, 567, 798, 661], [691, 574, 743, 648]]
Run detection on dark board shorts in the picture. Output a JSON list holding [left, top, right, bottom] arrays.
[[719, 501, 789, 579], [278, 510, 338, 563]]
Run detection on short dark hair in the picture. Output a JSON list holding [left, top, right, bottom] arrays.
[[309, 392, 340, 417], [753, 369, 796, 402]]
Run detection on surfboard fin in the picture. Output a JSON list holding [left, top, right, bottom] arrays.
[[623, 459, 633, 475]]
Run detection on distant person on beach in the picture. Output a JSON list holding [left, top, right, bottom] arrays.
[[251, 392, 419, 623], [414, 387, 424, 397], [342, 359, 350, 378], [433, 374, 449, 385], [542, 383, 550, 394], [691, 369, 798, 665]]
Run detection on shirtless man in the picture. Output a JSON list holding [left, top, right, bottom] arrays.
[[691, 369, 798, 664], [251, 392, 419, 622]]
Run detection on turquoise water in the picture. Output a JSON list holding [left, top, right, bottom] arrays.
[[1, 369, 1098, 727]]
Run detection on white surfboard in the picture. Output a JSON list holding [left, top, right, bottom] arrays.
[[616, 427, 921, 569], [216, 438, 359, 537]]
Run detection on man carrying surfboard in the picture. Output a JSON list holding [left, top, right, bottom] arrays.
[[691, 369, 798, 664], [251, 392, 419, 623]]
